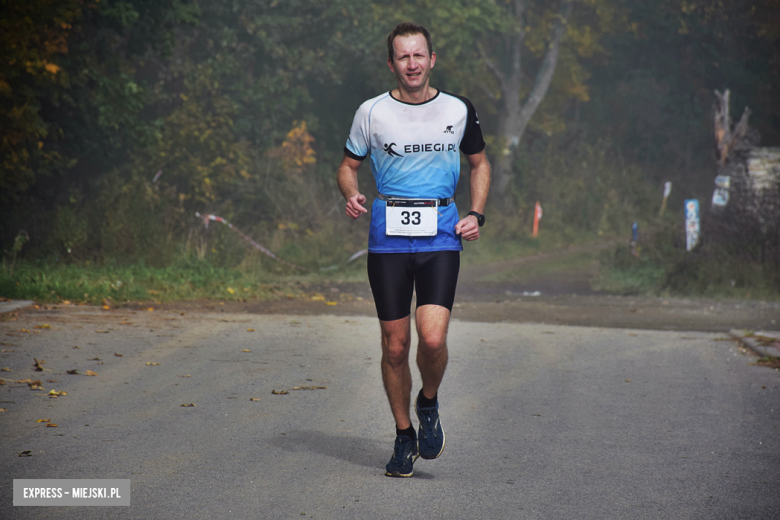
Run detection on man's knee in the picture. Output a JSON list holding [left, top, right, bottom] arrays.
[[418, 329, 447, 352]]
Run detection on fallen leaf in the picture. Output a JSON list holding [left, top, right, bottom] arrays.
[[246, 328, 255, 332], [310, 295, 325, 301], [102, 305, 111, 310], [66, 369, 79, 375], [33, 358, 45, 371], [85, 370, 98, 376], [146, 362, 160, 366], [48, 389, 67, 397], [325, 302, 338, 306], [88, 357, 100, 361], [147, 307, 155, 311], [27, 380, 43, 390], [249, 398, 261, 401], [46, 423, 58, 427], [62, 300, 71, 305], [119, 321, 131, 325], [95, 330, 110, 333], [625, 379, 632, 383], [0, 380, 4, 385], [73, 345, 81, 349], [241, 349, 252, 352], [47, 379, 57, 383], [114, 352, 123, 357], [34, 324, 51, 329], [19, 450, 32, 457], [36, 418, 51, 422], [16, 378, 33, 383], [1, 367, 10, 371], [291, 386, 327, 391], [179, 374, 191, 378], [227, 287, 235, 294], [271, 389, 289, 395], [0, 408, 6, 412], [180, 403, 196, 407]]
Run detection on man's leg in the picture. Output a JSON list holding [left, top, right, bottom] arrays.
[[415, 304, 451, 400], [379, 316, 413, 429]]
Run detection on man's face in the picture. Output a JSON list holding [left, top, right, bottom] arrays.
[[388, 33, 436, 93]]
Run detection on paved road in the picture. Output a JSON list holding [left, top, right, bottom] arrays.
[[1, 306, 779, 519]]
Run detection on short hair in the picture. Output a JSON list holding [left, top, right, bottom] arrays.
[[387, 22, 433, 61]]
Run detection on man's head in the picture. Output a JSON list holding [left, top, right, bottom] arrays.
[[387, 22, 432, 61], [387, 22, 436, 96]]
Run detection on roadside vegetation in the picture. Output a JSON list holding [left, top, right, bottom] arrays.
[[2, 0, 778, 304]]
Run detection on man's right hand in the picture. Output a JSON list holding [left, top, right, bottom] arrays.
[[346, 193, 368, 219]]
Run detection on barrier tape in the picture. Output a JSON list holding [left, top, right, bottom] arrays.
[[195, 213, 368, 271]]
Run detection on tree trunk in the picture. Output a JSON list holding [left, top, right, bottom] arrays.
[[483, 0, 573, 207]]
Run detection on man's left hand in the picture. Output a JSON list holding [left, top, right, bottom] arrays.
[[455, 215, 480, 241]]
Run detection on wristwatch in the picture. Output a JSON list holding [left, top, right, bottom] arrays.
[[467, 211, 485, 227]]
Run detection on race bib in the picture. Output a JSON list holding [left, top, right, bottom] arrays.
[[385, 199, 438, 236]]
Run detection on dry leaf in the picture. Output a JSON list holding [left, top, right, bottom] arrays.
[[246, 328, 255, 332], [16, 378, 32, 383], [114, 352, 123, 357], [625, 379, 632, 382], [88, 357, 100, 361], [46, 423, 58, 427], [0, 380, 4, 385], [310, 295, 325, 301], [180, 403, 196, 407], [33, 358, 45, 371], [62, 300, 71, 305], [47, 379, 57, 383], [36, 419, 51, 423], [271, 389, 289, 395], [66, 369, 79, 375], [48, 389, 67, 397], [19, 450, 32, 457], [95, 330, 110, 333], [325, 302, 338, 306], [85, 370, 98, 376], [291, 386, 327, 391], [1, 367, 10, 372], [27, 380, 43, 390], [34, 324, 51, 329], [73, 345, 81, 349], [20, 329, 31, 333], [179, 374, 191, 378], [241, 349, 252, 352], [0, 408, 7, 412], [102, 305, 111, 310], [249, 398, 261, 401], [146, 362, 160, 366], [119, 321, 131, 325], [147, 307, 155, 311]]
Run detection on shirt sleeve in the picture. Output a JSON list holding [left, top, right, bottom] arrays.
[[344, 101, 371, 160], [457, 96, 486, 156]]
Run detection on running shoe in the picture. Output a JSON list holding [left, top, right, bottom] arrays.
[[384, 434, 419, 477], [415, 397, 445, 459]]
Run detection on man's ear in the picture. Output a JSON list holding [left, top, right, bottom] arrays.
[[430, 51, 436, 68], [387, 58, 395, 73]]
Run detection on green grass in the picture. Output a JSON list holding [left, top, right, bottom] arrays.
[[0, 258, 368, 305]]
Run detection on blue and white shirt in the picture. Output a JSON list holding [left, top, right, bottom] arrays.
[[344, 90, 485, 253]]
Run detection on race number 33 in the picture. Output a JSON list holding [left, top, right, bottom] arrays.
[[385, 199, 438, 236]]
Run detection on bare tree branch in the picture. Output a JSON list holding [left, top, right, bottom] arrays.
[[477, 42, 506, 92], [478, 83, 499, 101]]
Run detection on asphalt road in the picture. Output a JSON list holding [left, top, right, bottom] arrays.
[[1, 306, 779, 519]]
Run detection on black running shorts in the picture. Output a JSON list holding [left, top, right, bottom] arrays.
[[367, 251, 460, 322]]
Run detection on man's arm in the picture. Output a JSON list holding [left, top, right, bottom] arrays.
[[455, 150, 491, 241], [336, 154, 368, 219]]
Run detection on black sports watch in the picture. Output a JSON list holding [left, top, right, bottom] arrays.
[[467, 211, 485, 227]]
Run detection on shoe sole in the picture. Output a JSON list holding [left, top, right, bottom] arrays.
[[385, 453, 419, 477], [415, 397, 446, 460]]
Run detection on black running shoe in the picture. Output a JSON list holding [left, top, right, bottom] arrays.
[[415, 397, 445, 459], [384, 434, 419, 477]]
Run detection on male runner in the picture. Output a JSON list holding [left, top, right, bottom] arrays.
[[337, 22, 490, 478]]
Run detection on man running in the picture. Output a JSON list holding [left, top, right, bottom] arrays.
[[337, 21, 491, 478]]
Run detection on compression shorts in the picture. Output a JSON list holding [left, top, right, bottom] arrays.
[[367, 251, 460, 322]]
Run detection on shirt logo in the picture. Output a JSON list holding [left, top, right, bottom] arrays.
[[443, 125, 454, 134], [383, 142, 404, 157]]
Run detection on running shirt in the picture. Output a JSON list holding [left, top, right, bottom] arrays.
[[344, 90, 485, 253]]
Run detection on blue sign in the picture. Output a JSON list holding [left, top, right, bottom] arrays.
[[684, 199, 700, 251]]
